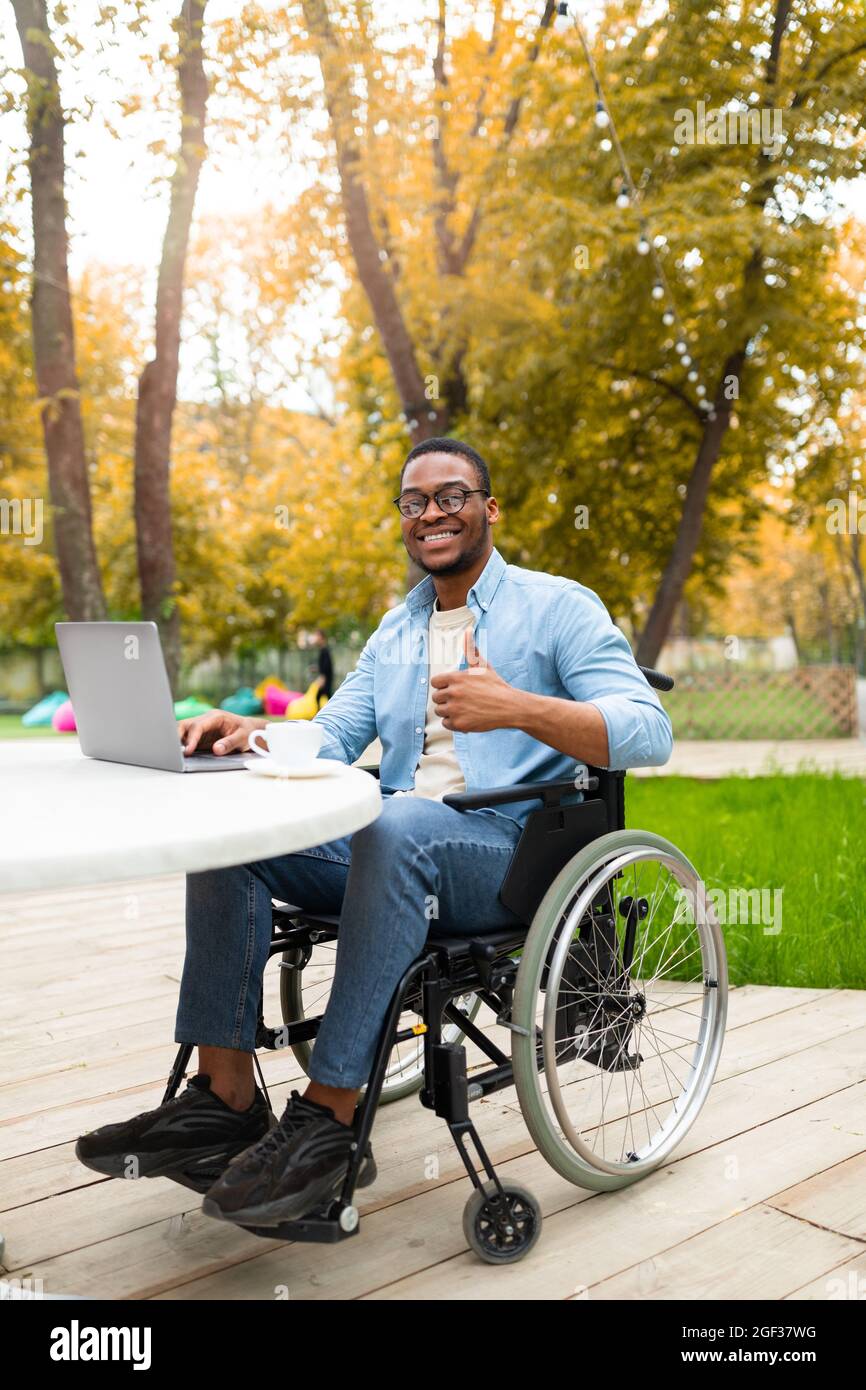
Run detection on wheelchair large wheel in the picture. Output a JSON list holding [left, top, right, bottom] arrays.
[[280, 939, 480, 1103], [512, 830, 727, 1192]]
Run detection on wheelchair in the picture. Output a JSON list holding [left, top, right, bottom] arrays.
[[163, 666, 727, 1265]]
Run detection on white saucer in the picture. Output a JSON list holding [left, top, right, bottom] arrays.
[[244, 757, 345, 779]]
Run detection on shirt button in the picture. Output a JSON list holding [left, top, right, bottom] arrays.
[[415, 726, 422, 734]]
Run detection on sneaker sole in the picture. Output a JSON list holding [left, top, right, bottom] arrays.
[[74, 1133, 269, 1182], [202, 1150, 377, 1228]]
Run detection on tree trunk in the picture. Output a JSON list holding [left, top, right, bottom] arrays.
[[301, 0, 445, 444], [133, 0, 208, 693], [637, 0, 792, 667], [636, 350, 746, 668], [11, 0, 106, 622]]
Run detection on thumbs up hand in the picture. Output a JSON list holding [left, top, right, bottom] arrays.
[[430, 627, 522, 733]]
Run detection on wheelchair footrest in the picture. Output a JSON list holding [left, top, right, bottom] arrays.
[[240, 1201, 359, 1245]]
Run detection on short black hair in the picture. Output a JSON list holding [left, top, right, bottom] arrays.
[[401, 437, 491, 495]]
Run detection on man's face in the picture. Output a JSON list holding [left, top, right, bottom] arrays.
[[398, 453, 499, 576]]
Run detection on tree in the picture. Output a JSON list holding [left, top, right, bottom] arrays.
[[9, 0, 106, 621], [133, 0, 209, 691]]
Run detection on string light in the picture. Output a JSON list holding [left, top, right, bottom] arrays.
[[560, 1, 713, 419], [553, 0, 571, 33]]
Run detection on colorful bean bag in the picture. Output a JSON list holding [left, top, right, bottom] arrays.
[[173, 696, 212, 721], [263, 684, 302, 717], [286, 679, 328, 721], [22, 691, 68, 728], [254, 674, 286, 701], [51, 699, 77, 732], [221, 686, 263, 717]]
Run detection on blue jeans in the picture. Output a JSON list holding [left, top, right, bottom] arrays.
[[175, 795, 524, 1089]]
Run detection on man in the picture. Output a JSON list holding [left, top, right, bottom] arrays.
[[312, 627, 333, 702], [76, 437, 673, 1228]]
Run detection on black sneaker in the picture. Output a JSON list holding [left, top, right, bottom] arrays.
[[75, 1074, 273, 1187], [201, 1090, 376, 1228]]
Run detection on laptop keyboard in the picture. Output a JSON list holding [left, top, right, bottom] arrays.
[[183, 751, 248, 771]]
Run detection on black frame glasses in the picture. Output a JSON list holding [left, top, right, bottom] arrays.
[[393, 487, 489, 519]]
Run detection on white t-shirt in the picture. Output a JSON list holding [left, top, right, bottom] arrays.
[[396, 598, 474, 803]]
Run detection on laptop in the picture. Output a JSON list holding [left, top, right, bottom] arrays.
[[55, 621, 248, 773]]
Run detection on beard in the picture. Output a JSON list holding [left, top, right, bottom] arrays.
[[411, 519, 490, 576]]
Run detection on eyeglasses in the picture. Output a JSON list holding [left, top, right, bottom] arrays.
[[393, 488, 489, 519]]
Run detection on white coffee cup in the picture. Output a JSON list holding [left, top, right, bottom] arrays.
[[249, 721, 324, 767]]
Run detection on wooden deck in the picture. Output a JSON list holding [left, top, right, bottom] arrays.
[[1, 873, 864, 1301]]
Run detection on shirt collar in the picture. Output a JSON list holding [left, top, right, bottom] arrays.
[[406, 546, 507, 615]]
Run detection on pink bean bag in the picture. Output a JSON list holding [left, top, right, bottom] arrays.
[[263, 684, 302, 717], [51, 699, 77, 732]]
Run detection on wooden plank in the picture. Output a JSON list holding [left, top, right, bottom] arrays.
[[766, 1152, 866, 1242], [361, 1083, 866, 1301], [585, 1203, 861, 1300], [6, 1023, 862, 1300], [784, 1250, 866, 1301], [0, 973, 843, 1147], [2, 867, 863, 1300]]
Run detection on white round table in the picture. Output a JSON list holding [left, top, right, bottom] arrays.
[[0, 739, 381, 1287], [0, 741, 382, 892]]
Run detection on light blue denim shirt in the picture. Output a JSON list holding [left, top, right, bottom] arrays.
[[312, 547, 673, 828]]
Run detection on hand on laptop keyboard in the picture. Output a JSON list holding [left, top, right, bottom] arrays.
[[179, 711, 265, 758]]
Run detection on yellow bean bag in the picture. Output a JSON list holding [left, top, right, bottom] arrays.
[[286, 679, 328, 721]]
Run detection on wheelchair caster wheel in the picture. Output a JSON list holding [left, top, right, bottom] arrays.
[[339, 1205, 359, 1233], [462, 1182, 542, 1264]]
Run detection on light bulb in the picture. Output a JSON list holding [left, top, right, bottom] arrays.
[[652, 282, 664, 300], [662, 310, 675, 326], [553, 3, 570, 32], [682, 354, 691, 367], [675, 339, 686, 355], [696, 385, 706, 397], [687, 369, 698, 382], [599, 137, 612, 151], [594, 103, 610, 128], [616, 186, 629, 208], [637, 236, 650, 255]]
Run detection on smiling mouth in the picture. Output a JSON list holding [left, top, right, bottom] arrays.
[[417, 529, 460, 545]]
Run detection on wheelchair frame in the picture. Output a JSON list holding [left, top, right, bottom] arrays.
[[162, 665, 709, 1258]]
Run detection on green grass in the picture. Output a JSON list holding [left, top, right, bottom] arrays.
[[627, 774, 866, 989], [0, 714, 73, 738]]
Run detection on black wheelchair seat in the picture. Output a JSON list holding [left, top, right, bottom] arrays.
[[274, 902, 527, 972]]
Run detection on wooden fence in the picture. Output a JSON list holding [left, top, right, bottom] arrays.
[[661, 665, 858, 740]]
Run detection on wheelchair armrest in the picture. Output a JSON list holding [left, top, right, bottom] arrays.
[[443, 774, 598, 812]]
